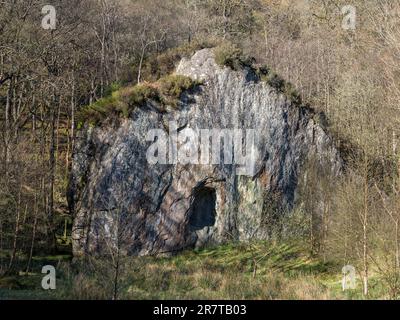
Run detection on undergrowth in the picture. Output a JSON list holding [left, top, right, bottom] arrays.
[[0, 241, 391, 300], [78, 75, 202, 127]]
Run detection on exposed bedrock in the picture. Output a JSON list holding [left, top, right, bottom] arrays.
[[68, 49, 342, 256]]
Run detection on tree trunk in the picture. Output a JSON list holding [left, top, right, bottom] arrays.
[[26, 194, 38, 273], [362, 156, 369, 297], [137, 46, 146, 84], [48, 92, 57, 252], [8, 190, 21, 272]]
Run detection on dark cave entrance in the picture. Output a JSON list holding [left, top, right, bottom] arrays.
[[188, 187, 217, 232]]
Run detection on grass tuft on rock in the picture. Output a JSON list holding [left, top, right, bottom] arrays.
[[78, 42, 303, 128], [142, 38, 218, 81], [213, 43, 302, 105], [256, 64, 302, 104], [78, 75, 202, 127], [158, 75, 203, 108], [214, 42, 254, 71]]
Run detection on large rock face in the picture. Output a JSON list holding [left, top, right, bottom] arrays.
[[68, 49, 342, 256]]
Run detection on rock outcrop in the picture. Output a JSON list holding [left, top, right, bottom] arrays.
[[68, 49, 342, 256]]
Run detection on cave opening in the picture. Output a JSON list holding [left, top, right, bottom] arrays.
[[189, 187, 217, 231]]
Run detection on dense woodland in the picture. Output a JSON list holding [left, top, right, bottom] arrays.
[[0, 0, 400, 299]]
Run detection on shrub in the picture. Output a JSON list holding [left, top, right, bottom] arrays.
[[78, 75, 202, 125], [214, 43, 243, 70], [111, 87, 136, 117], [142, 39, 218, 81], [143, 51, 180, 82], [257, 65, 302, 105], [159, 75, 200, 97], [264, 71, 285, 91], [103, 81, 122, 97], [256, 65, 271, 80], [283, 82, 302, 105], [158, 75, 202, 108], [214, 42, 254, 71], [128, 83, 160, 106], [78, 96, 122, 126]]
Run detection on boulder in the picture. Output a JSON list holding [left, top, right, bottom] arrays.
[[68, 49, 342, 256]]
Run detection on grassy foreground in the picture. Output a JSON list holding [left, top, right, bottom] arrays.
[[0, 241, 388, 300]]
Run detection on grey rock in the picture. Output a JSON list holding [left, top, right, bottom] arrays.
[[68, 49, 342, 256]]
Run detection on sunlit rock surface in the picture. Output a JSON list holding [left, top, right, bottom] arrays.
[[68, 49, 342, 256]]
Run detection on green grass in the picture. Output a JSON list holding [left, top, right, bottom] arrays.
[[0, 253, 71, 300], [0, 242, 392, 300], [77, 74, 202, 127]]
